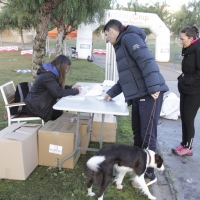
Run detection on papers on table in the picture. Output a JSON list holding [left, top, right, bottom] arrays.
[[75, 81, 114, 97], [84, 84, 103, 96], [79, 85, 91, 96]]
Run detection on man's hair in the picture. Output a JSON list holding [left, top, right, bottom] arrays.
[[103, 19, 122, 32]]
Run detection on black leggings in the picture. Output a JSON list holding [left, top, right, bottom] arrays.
[[180, 93, 200, 148]]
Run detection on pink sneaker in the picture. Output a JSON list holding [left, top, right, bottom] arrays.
[[172, 144, 184, 153], [173, 147, 193, 156]]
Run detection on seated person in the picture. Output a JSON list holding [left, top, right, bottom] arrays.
[[24, 55, 81, 122]]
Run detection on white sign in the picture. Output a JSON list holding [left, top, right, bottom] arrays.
[[49, 144, 63, 155]]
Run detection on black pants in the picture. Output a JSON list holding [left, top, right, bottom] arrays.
[[50, 109, 63, 121], [132, 92, 164, 153], [132, 93, 164, 175], [180, 93, 200, 148]]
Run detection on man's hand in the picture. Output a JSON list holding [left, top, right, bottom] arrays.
[[104, 94, 111, 101], [151, 91, 160, 100]]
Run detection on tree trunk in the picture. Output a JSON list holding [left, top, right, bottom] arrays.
[[56, 25, 65, 56], [0, 32, 2, 46], [31, 0, 54, 82], [19, 28, 25, 50]]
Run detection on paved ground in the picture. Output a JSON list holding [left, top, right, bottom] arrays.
[[92, 54, 200, 200]]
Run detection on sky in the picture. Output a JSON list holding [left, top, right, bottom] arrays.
[[116, 0, 190, 12]]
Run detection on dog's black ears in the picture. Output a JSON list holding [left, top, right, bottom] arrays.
[[155, 154, 163, 168]]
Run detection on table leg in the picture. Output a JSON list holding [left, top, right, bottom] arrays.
[[99, 114, 105, 149], [59, 112, 80, 170]]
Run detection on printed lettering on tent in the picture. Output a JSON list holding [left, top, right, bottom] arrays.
[[76, 10, 170, 62]]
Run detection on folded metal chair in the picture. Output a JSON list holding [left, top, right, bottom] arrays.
[[0, 81, 44, 126]]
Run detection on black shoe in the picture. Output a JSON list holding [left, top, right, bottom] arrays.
[[144, 172, 157, 186]]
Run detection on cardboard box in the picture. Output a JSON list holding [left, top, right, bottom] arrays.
[[91, 116, 117, 143], [55, 112, 91, 154], [38, 121, 80, 169], [93, 113, 115, 123], [55, 112, 77, 123], [0, 122, 41, 180], [55, 112, 91, 123]]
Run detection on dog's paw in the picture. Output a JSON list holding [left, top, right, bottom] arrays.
[[87, 192, 95, 196], [148, 195, 156, 200], [117, 184, 123, 190]]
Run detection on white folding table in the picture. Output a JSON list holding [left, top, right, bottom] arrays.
[[53, 82, 129, 170]]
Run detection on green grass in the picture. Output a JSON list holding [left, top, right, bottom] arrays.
[[0, 39, 180, 200]]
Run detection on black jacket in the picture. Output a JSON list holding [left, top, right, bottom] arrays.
[[106, 25, 169, 102], [178, 39, 200, 95], [24, 65, 79, 121]]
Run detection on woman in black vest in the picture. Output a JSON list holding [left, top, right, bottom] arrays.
[[172, 26, 200, 156]]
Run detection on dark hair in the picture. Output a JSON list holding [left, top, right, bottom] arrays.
[[51, 55, 71, 88], [103, 19, 122, 32], [180, 26, 199, 39]]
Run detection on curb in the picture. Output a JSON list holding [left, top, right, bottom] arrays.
[[151, 148, 177, 200]]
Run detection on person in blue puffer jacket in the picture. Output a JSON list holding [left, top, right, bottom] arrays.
[[24, 55, 81, 122], [103, 19, 169, 186]]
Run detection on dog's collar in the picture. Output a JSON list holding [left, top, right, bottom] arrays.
[[146, 150, 151, 165]]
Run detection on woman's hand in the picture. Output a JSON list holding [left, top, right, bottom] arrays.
[[104, 94, 111, 101], [72, 85, 82, 93], [151, 91, 160, 100], [72, 84, 81, 89]]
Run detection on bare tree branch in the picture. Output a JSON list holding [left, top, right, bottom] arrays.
[[52, 0, 65, 9]]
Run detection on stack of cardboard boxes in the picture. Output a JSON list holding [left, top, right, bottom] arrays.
[[38, 112, 91, 169], [0, 112, 117, 180], [91, 113, 117, 143], [0, 123, 42, 180]]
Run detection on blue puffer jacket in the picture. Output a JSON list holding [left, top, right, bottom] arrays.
[[106, 25, 169, 102]]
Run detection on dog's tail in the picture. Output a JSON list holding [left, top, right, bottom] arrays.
[[85, 156, 105, 186], [86, 155, 105, 172]]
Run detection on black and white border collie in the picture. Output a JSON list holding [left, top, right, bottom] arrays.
[[85, 144, 164, 200]]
